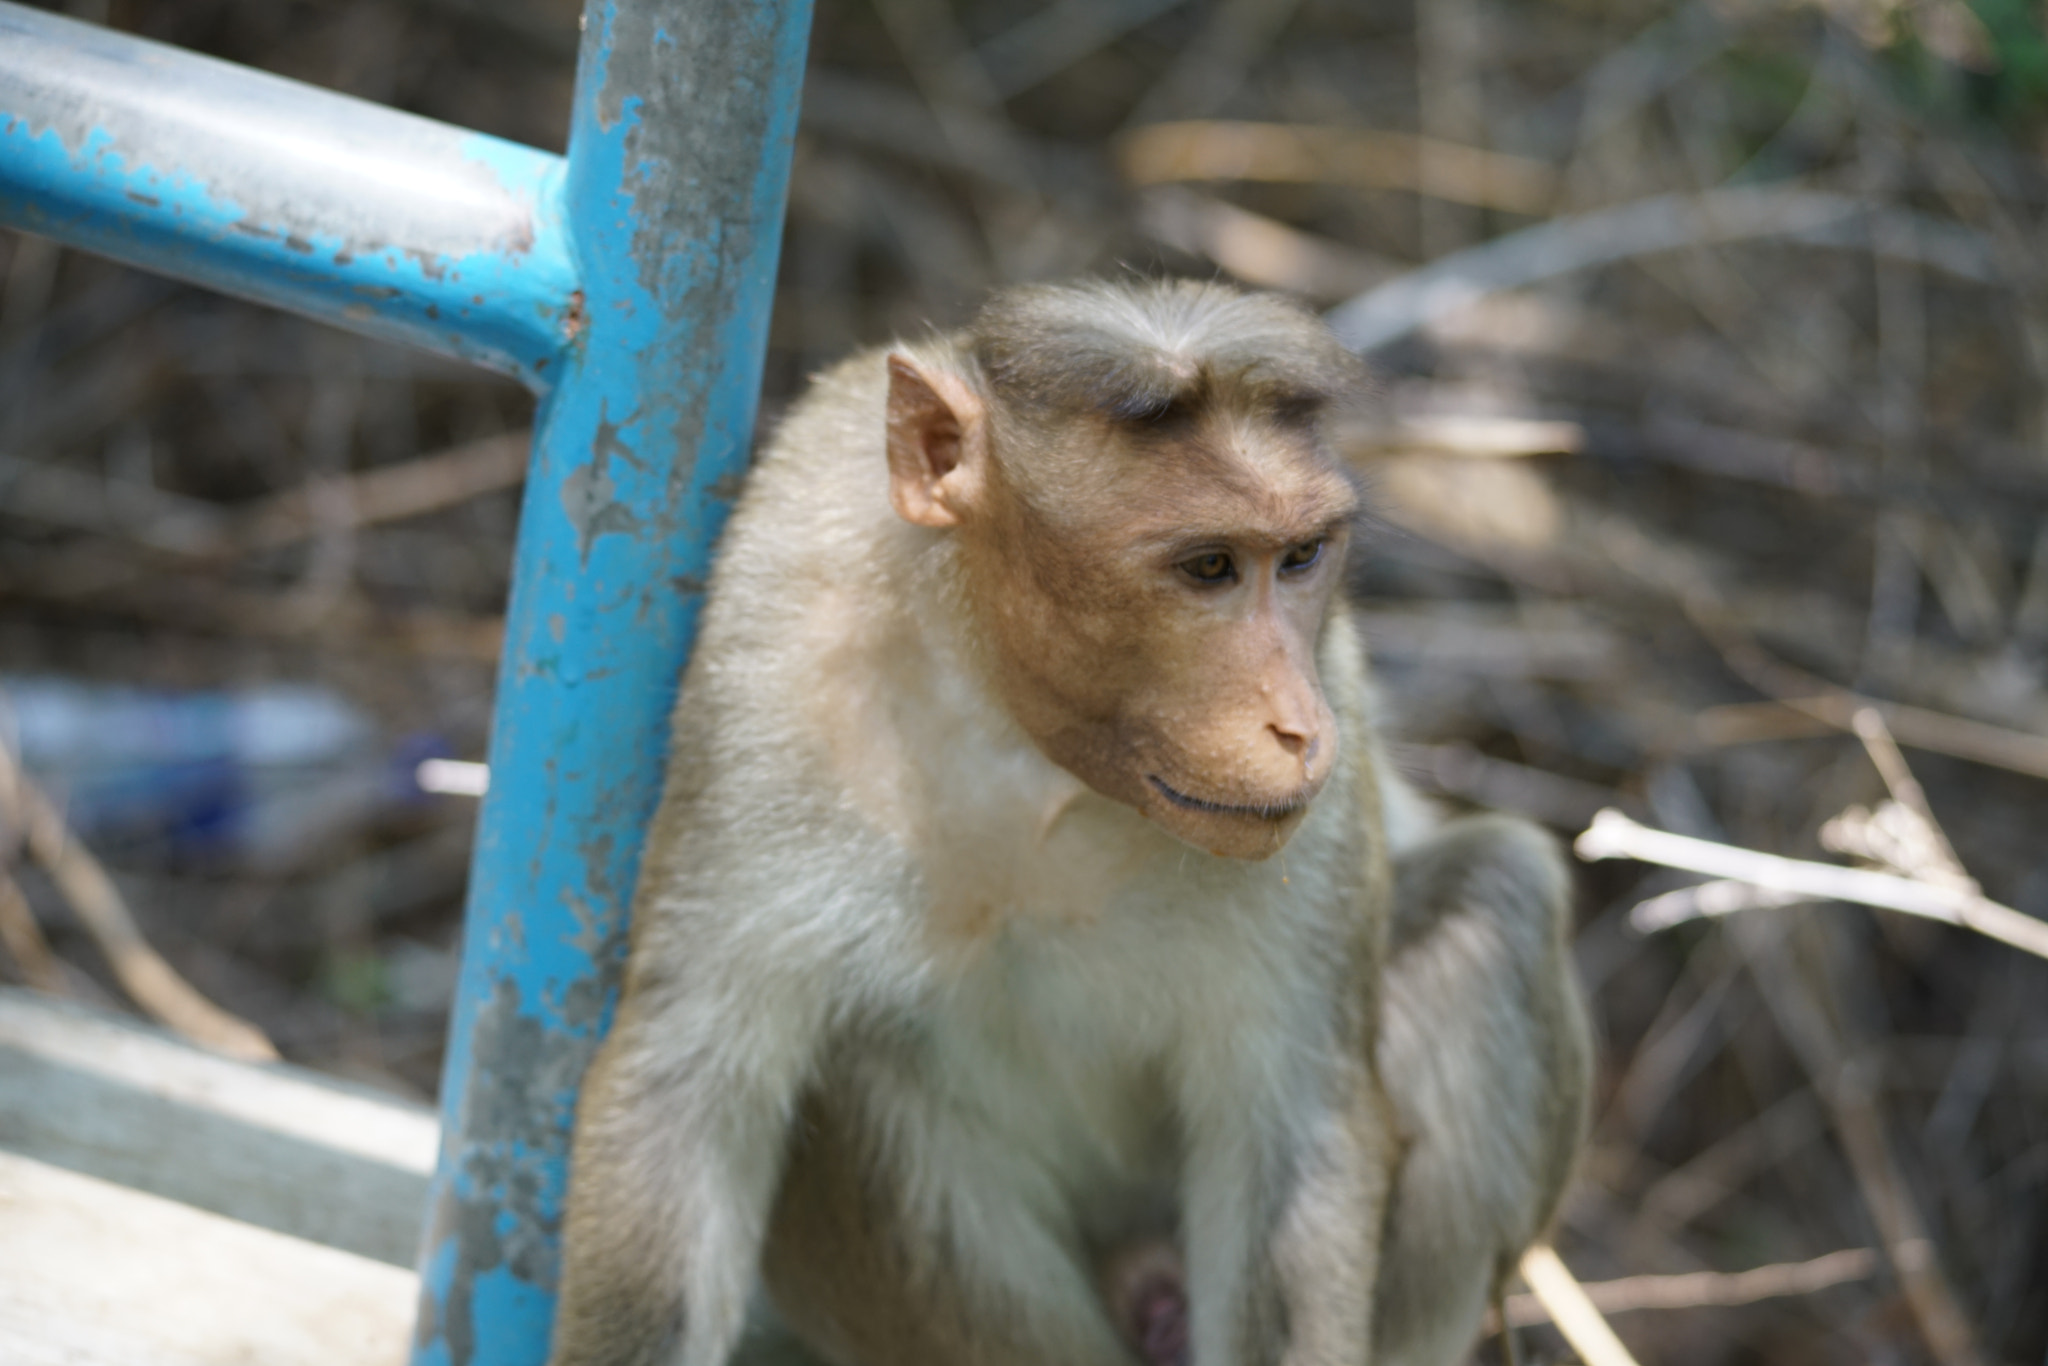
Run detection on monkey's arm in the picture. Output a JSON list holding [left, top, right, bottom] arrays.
[[1272, 1061, 1400, 1366], [1174, 1030, 1395, 1366], [1372, 813, 1593, 1366], [551, 917, 833, 1366]]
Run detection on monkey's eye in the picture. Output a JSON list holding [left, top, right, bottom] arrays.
[[1180, 551, 1237, 585], [1279, 540, 1325, 575]]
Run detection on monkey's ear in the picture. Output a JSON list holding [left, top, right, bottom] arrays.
[[885, 353, 986, 529]]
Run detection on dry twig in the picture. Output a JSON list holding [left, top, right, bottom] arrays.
[[1136, 188, 1395, 301], [1327, 186, 1995, 352], [1517, 1243, 1644, 1366], [1579, 809, 2048, 960], [1346, 415, 1585, 460], [1843, 707, 1972, 887], [0, 740, 276, 1061], [1402, 742, 1627, 830], [1725, 912, 1985, 1366], [0, 868, 62, 992], [1696, 638, 2048, 783], [1634, 1089, 1828, 1236], [1501, 1246, 1879, 1327], [973, 0, 1191, 99], [221, 428, 531, 558], [1119, 121, 1558, 213]]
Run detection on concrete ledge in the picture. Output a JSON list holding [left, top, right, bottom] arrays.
[[0, 986, 436, 1265], [0, 1147, 417, 1365]]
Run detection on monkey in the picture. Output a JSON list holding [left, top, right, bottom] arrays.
[[548, 279, 1591, 1366]]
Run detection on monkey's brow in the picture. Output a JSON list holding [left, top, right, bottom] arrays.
[[1139, 504, 1356, 556], [1105, 383, 1331, 434], [1240, 512, 1355, 551], [1240, 377, 1335, 416]]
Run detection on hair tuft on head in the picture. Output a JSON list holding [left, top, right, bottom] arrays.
[[967, 279, 1366, 428]]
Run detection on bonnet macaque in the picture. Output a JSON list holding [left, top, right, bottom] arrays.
[[550, 281, 1591, 1366]]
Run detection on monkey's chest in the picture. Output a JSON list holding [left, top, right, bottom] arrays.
[[858, 792, 1345, 1227], [934, 971, 1169, 1181], [881, 912, 1270, 1224]]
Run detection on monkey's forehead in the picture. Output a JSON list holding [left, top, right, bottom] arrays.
[[1011, 418, 1362, 549], [967, 280, 1366, 422]]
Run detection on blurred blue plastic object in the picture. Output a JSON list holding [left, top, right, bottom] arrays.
[[0, 677, 422, 866]]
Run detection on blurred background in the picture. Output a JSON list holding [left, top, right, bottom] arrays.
[[1, 0, 2045, 1360]]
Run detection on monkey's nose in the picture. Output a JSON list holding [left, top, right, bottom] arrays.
[[1267, 724, 1319, 767]]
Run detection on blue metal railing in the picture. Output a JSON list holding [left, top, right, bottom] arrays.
[[0, 3, 814, 1362], [0, 4, 577, 384]]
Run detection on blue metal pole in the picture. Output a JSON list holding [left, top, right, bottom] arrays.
[[1, 0, 813, 1359], [0, 3, 577, 386], [409, 4, 813, 1365]]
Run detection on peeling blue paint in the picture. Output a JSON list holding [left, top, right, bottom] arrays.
[[411, 3, 814, 1365], [1, 2, 810, 1359], [0, 4, 578, 386]]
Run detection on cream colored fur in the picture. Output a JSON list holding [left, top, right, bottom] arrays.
[[552, 334, 1588, 1366]]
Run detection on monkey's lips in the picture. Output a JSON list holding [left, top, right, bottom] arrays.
[[1146, 774, 1314, 822], [1140, 773, 1322, 860]]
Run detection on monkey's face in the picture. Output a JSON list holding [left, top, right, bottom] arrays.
[[970, 409, 1355, 861], [883, 287, 1369, 862]]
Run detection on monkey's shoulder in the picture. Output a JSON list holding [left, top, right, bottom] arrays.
[[734, 346, 901, 522]]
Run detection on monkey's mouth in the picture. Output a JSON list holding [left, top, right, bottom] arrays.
[[1147, 775, 1310, 822]]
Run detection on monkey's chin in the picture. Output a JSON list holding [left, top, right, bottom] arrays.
[[1141, 775, 1316, 860]]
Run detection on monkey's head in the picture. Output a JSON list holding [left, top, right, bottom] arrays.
[[885, 280, 1368, 861]]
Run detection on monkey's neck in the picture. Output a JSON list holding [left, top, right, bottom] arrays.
[[868, 543, 1168, 948]]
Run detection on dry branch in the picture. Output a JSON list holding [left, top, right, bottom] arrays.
[[974, 0, 1191, 98], [1727, 687, 2048, 786], [1360, 608, 1619, 679], [0, 869, 62, 993], [1579, 808, 2048, 960], [1725, 912, 1985, 1366], [1120, 0, 1307, 128], [1120, 121, 1559, 213], [1591, 510, 2048, 783], [221, 429, 531, 557], [1624, 878, 1811, 928], [1501, 1246, 1879, 1327], [1346, 415, 1585, 460], [1517, 1243, 1643, 1366], [1402, 742, 1628, 830], [1327, 186, 1995, 351], [1137, 188, 1396, 301], [0, 552, 506, 660], [0, 451, 226, 553], [1635, 1089, 1828, 1236], [0, 742, 276, 1061], [1844, 707, 1972, 887]]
